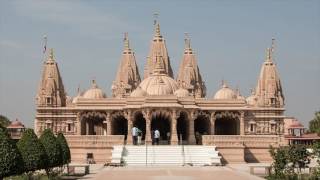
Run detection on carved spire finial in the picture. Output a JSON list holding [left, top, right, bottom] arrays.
[[184, 32, 191, 50], [153, 13, 161, 37], [124, 32, 130, 50], [266, 48, 272, 62], [48, 48, 54, 61]]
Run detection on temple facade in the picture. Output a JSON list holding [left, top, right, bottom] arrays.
[[34, 21, 286, 164]]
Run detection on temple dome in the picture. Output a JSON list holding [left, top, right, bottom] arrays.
[[174, 88, 190, 98], [83, 80, 106, 99], [214, 83, 236, 100], [139, 75, 178, 96], [130, 86, 147, 97], [246, 89, 257, 105], [7, 119, 25, 128]]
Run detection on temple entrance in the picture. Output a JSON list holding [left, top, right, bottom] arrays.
[[215, 117, 240, 135], [81, 116, 105, 135], [151, 111, 171, 145], [112, 115, 128, 140], [133, 112, 146, 141], [177, 112, 188, 144], [194, 115, 210, 144]]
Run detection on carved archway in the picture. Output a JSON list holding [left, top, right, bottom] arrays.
[[150, 110, 171, 145], [111, 111, 128, 139], [80, 111, 106, 135], [177, 111, 188, 143], [133, 111, 146, 140], [194, 111, 211, 145], [214, 111, 240, 135]]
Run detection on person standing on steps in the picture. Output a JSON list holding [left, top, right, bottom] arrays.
[[154, 129, 160, 145], [132, 126, 138, 145]]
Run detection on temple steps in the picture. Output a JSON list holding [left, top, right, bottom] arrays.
[[112, 145, 221, 166]]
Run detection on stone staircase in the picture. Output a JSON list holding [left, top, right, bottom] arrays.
[[111, 145, 221, 166]]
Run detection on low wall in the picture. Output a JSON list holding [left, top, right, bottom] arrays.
[[65, 135, 124, 164], [202, 135, 285, 163]]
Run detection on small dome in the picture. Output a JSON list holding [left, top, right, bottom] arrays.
[[139, 75, 178, 96], [7, 119, 25, 128], [213, 83, 236, 100], [72, 94, 81, 103], [237, 95, 246, 101], [246, 89, 257, 105], [174, 88, 190, 98], [289, 120, 304, 128], [83, 80, 106, 99], [130, 86, 147, 97], [66, 96, 73, 105]]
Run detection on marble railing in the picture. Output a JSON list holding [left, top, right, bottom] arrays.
[[65, 135, 125, 148], [202, 135, 285, 148]]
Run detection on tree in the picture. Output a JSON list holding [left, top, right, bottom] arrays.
[[17, 129, 47, 175], [39, 129, 62, 177], [0, 115, 10, 128], [0, 128, 23, 179], [287, 144, 310, 175], [311, 141, 320, 178], [56, 132, 71, 165], [269, 146, 288, 178], [309, 111, 320, 134]]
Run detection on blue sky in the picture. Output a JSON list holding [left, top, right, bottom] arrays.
[[0, 0, 319, 128]]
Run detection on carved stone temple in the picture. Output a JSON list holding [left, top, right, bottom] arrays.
[[34, 20, 287, 164]]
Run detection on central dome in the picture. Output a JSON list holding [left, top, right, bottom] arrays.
[[139, 75, 178, 96], [139, 54, 179, 96]]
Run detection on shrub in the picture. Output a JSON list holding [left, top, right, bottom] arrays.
[[0, 128, 24, 178], [56, 132, 71, 165], [17, 129, 47, 173], [39, 129, 62, 177]]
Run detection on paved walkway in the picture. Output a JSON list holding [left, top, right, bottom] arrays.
[[81, 165, 264, 180]]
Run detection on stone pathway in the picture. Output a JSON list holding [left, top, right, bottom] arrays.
[[81, 165, 264, 180]]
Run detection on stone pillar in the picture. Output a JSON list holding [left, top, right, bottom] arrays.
[[146, 119, 152, 144], [210, 111, 216, 135], [106, 112, 111, 135], [86, 121, 89, 135], [103, 120, 107, 135], [143, 110, 152, 144], [171, 110, 178, 145], [126, 111, 133, 144], [240, 111, 245, 135], [76, 112, 82, 135], [188, 111, 196, 145]]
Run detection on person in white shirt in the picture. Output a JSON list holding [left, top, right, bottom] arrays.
[[132, 126, 138, 145], [154, 129, 160, 145]]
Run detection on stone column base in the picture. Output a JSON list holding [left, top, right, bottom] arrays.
[[171, 134, 179, 145], [188, 134, 196, 145]]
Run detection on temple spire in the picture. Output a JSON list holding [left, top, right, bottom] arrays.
[[255, 39, 284, 107], [112, 33, 141, 98], [36, 48, 66, 107], [144, 14, 173, 79], [177, 34, 206, 98]]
